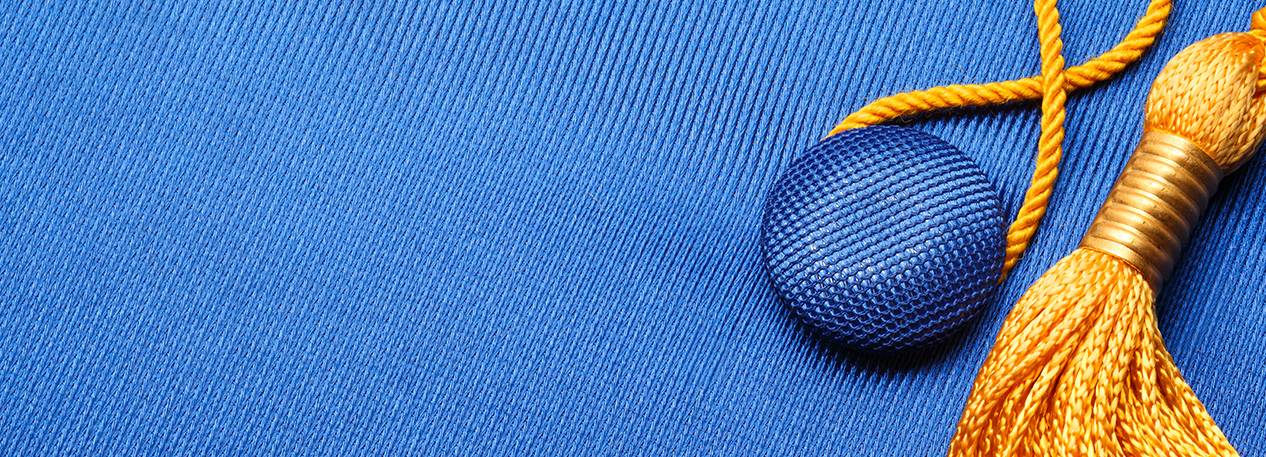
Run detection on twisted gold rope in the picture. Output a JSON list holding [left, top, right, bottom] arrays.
[[827, 0, 1172, 279]]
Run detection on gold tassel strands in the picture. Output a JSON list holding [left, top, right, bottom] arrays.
[[830, 0, 1173, 280], [948, 9, 1266, 457]]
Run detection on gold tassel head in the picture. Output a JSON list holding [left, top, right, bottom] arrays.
[[1144, 30, 1266, 173], [1079, 21, 1266, 289]]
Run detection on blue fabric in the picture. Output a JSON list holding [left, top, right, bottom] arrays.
[[762, 126, 1004, 353], [2, 1, 1264, 455]]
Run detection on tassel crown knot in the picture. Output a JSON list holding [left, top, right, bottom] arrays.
[[1144, 29, 1266, 173]]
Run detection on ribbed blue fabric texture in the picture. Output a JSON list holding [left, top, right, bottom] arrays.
[[762, 126, 1004, 353], [2, 1, 1265, 455]]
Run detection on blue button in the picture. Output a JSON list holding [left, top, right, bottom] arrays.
[[761, 125, 1005, 353]]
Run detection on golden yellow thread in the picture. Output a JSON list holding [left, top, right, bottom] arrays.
[[948, 249, 1233, 456], [828, 0, 1172, 279], [949, 13, 1266, 457]]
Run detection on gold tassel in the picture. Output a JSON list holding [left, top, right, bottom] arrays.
[[948, 9, 1266, 457]]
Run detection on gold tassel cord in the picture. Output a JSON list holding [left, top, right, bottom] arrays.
[[827, 0, 1171, 134], [948, 11, 1266, 457], [829, 0, 1172, 279]]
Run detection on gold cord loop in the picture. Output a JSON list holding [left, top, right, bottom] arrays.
[[827, 0, 1173, 279]]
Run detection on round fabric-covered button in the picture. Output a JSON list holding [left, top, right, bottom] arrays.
[[761, 125, 1005, 353]]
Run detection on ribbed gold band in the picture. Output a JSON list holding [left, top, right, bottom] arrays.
[[1080, 131, 1223, 290]]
